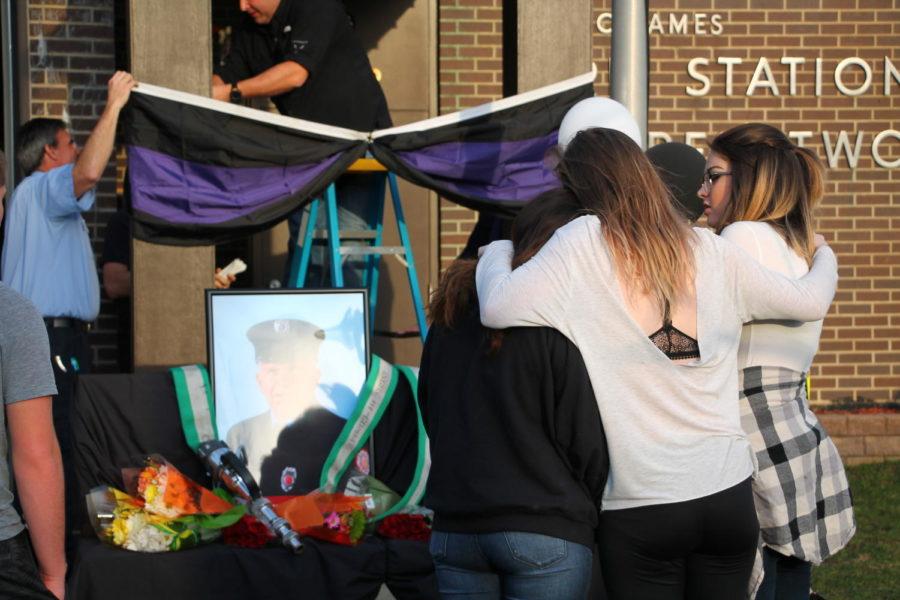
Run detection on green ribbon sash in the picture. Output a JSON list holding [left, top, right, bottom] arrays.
[[172, 356, 430, 519], [171, 364, 217, 450]]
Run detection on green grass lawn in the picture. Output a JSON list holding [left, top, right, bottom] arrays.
[[811, 460, 899, 599]]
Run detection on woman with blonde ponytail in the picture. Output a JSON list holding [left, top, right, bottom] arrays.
[[476, 127, 840, 599], [701, 124, 855, 600]]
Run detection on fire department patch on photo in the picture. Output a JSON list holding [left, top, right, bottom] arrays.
[[280, 466, 298, 492]]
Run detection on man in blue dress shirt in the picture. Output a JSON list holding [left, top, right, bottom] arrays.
[[1, 70, 135, 556]]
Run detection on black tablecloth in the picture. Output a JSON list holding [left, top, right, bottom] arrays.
[[70, 536, 435, 600], [69, 370, 437, 600]]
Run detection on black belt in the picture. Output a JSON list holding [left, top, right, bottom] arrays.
[[44, 317, 91, 332]]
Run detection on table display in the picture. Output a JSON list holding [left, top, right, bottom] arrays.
[[70, 370, 436, 599]]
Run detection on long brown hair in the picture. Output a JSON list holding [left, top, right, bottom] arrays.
[[710, 123, 824, 265], [428, 188, 584, 331], [557, 127, 695, 315]]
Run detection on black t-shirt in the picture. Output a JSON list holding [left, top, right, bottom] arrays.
[[215, 0, 392, 130], [418, 308, 609, 548], [100, 210, 132, 373], [101, 210, 131, 269]]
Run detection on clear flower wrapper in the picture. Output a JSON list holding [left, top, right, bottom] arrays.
[[86, 455, 246, 552]]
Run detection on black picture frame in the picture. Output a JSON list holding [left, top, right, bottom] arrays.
[[205, 287, 371, 495]]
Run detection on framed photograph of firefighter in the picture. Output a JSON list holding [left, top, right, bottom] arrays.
[[206, 288, 370, 495]]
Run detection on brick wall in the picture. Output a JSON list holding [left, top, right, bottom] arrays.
[[819, 413, 900, 465], [438, 0, 503, 265], [439, 0, 900, 406], [25, 0, 120, 370]]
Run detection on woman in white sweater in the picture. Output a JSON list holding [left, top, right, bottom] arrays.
[[475, 127, 839, 600], [701, 123, 855, 600]]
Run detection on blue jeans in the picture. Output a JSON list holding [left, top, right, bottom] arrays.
[[755, 547, 811, 600], [429, 530, 592, 600]]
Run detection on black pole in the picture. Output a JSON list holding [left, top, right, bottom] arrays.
[[501, 0, 517, 97]]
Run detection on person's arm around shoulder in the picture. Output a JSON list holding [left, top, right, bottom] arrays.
[[720, 221, 764, 263], [71, 71, 136, 199], [476, 216, 587, 332], [725, 231, 837, 323], [8, 397, 65, 599]]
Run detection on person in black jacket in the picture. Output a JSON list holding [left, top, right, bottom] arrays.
[[213, 0, 392, 286], [418, 188, 608, 600]]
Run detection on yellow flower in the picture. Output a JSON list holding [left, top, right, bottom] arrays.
[[144, 483, 158, 504], [111, 516, 130, 545]]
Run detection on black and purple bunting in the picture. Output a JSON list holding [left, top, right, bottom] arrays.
[[124, 88, 367, 246], [371, 80, 594, 215], [124, 68, 596, 246]]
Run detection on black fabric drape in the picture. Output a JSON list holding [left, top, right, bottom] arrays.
[[70, 371, 436, 600]]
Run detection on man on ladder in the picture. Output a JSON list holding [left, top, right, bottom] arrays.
[[212, 0, 392, 287]]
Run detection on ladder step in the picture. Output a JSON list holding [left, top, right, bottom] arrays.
[[309, 229, 378, 240], [338, 246, 406, 256], [292, 174, 428, 342]]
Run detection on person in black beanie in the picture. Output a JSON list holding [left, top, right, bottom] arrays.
[[419, 188, 608, 599]]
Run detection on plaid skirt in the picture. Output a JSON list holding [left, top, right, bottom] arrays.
[[739, 366, 856, 565]]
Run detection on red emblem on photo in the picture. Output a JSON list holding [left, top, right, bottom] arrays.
[[280, 466, 297, 492]]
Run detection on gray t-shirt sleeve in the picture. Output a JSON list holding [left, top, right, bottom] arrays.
[[1, 286, 57, 405]]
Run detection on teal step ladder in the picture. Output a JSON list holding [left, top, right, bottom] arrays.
[[286, 158, 428, 342]]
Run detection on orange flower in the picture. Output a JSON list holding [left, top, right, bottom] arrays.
[[160, 466, 232, 515], [131, 458, 234, 517]]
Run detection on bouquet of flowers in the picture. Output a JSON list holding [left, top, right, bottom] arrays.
[[87, 456, 245, 552], [343, 473, 433, 542], [274, 492, 368, 546], [376, 507, 433, 543], [221, 514, 274, 549]]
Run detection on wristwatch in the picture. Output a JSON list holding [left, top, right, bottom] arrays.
[[229, 83, 242, 104]]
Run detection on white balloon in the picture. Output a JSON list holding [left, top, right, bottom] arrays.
[[558, 97, 643, 150]]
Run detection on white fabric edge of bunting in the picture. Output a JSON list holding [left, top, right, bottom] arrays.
[[133, 83, 371, 142], [370, 63, 598, 139], [132, 64, 596, 144]]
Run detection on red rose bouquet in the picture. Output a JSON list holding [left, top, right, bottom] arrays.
[[376, 510, 433, 543]]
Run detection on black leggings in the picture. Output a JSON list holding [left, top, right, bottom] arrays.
[[598, 478, 759, 600]]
